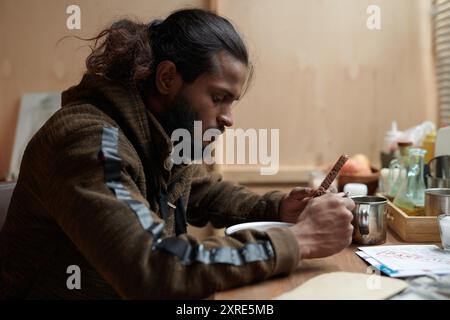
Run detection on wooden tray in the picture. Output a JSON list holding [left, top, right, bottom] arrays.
[[386, 199, 440, 242]]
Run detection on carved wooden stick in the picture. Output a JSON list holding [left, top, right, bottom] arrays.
[[312, 154, 349, 198]]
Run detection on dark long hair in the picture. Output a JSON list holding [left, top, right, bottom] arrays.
[[83, 9, 252, 93]]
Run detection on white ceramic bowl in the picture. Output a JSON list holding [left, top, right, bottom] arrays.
[[224, 221, 293, 236]]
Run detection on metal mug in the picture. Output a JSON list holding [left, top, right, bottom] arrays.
[[351, 196, 388, 245], [426, 175, 450, 188], [428, 155, 450, 179], [425, 188, 450, 216]]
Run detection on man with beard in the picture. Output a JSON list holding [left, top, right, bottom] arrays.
[[0, 9, 355, 299]]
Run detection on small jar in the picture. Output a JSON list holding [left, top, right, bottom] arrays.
[[438, 214, 450, 250], [343, 183, 368, 197]]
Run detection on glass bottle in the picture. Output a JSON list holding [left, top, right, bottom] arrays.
[[387, 141, 413, 200], [393, 148, 427, 216], [421, 131, 436, 165]]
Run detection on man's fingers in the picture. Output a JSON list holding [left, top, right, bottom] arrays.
[[333, 192, 355, 210], [328, 185, 338, 193], [322, 192, 345, 198], [300, 197, 312, 204], [322, 192, 355, 210], [342, 197, 356, 210], [289, 187, 314, 199]]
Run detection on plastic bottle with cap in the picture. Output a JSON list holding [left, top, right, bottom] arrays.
[[381, 121, 402, 169], [421, 130, 436, 164], [383, 121, 401, 154]]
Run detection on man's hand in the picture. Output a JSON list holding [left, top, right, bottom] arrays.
[[279, 185, 338, 223], [288, 192, 355, 260], [279, 187, 314, 224]]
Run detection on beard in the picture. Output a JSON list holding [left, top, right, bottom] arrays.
[[158, 91, 215, 162], [158, 91, 199, 138]]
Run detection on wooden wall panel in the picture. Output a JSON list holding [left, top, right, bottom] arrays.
[[0, 0, 207, 179], [0, 0, 439, 184], [216, 0, 438, 182]]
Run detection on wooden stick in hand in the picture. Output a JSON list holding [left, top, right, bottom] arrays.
[[311, 154, 349, 198]]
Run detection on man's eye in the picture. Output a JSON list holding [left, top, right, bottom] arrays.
[[213, 96, 223, 103]]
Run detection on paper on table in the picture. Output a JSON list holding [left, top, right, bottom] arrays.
[[358, 245, 450, 277], [274, 272, 407, 300], [355, 251, 449, 278]]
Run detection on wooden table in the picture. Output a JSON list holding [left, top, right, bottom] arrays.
[[214, 229, 406, 300]]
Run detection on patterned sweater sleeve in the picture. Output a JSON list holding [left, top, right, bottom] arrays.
[[44, 124, 299, 299]]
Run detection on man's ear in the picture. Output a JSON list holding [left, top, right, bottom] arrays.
[[154, 60, 182, 95]]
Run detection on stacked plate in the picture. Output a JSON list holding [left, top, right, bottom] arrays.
[[224, 221, 293, 235]]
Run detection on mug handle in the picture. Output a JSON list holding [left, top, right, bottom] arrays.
[[358, 204, 370, 235]]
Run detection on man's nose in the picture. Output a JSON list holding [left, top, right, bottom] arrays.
[[217, 108, 234, 128]]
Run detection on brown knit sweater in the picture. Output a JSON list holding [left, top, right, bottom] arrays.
[[0, 74, 299, 299]]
